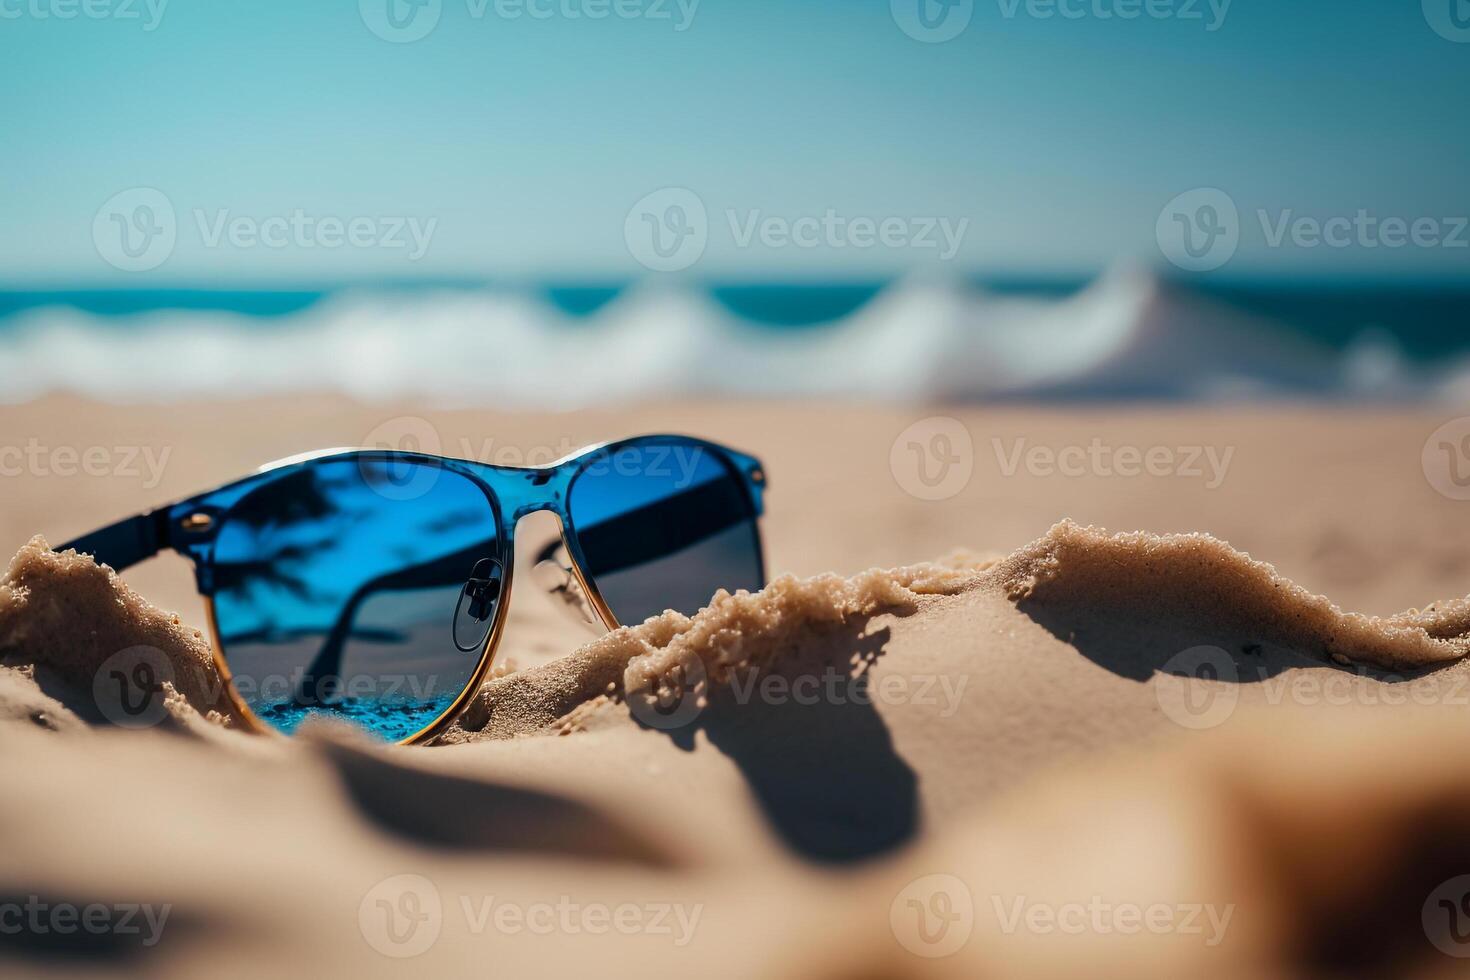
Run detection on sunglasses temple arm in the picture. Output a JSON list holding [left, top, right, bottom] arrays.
[[529, 539, 603, 632], [55, 509, 172, 574]]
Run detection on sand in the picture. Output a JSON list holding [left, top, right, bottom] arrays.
[[5, 396, 1470, 978]]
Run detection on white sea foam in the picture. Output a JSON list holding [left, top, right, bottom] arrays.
[[0, 266, 1440, 405]]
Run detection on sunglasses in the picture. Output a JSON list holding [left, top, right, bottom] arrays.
[[59, 435, 767, 744]]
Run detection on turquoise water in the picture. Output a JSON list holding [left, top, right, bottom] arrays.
[[252, 692, 459, 741], [3, 278, 1468, 358]]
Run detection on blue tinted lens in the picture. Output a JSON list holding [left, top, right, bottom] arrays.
[[568, 441, 763, 625], [210, 457, 501, 741]]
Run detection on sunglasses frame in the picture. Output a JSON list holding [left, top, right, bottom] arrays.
[[59, 434, 767, 745]]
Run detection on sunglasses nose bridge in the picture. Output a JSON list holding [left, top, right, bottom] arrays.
[[476, 460, 572, 524], [509, 497, 563, 523]]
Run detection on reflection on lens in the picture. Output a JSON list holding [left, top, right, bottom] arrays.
[[568, 441, 763, 625], [210, 457, 500, 741]]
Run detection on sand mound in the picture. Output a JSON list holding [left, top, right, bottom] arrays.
[[0, 537, 234, 727], [0, 663, 85, 734], [452, 521, 1470, 745], [7, 523, 1470, 745], [995, 521, 1470, 670], [441, 557, 988, 742]]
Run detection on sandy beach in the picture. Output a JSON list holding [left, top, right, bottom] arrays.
[[4, 398, 1470, 977]]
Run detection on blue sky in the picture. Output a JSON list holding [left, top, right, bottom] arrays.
[[2, 0, 1467, 284]]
